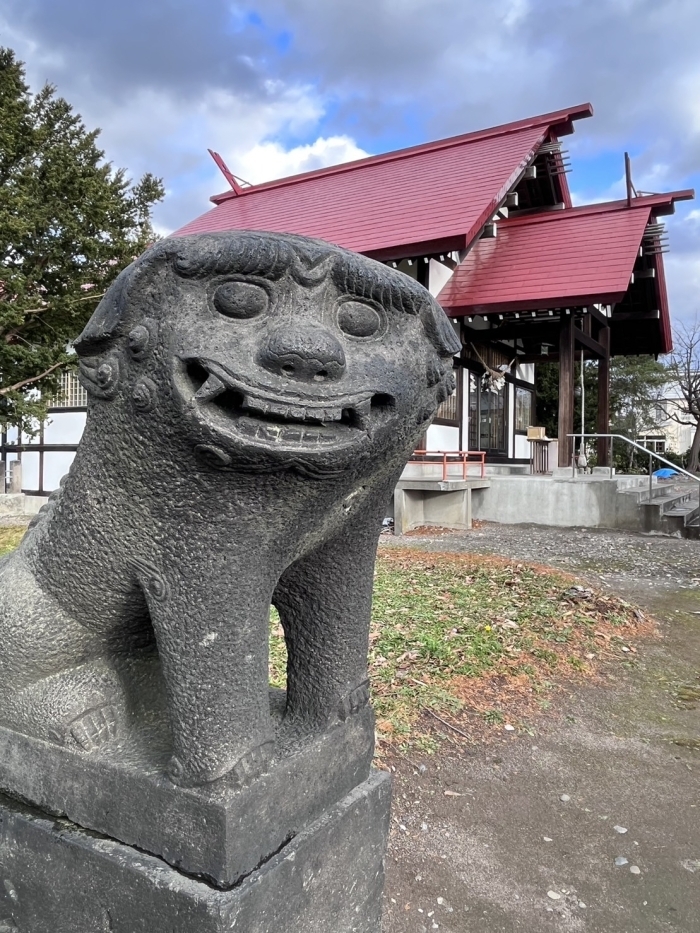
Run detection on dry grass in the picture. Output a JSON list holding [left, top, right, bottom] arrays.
[[365, 548, 655, 753], [0, 526, 25, 557], [1, 528, 654, 754]]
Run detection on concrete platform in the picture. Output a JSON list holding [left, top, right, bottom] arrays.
[[393, 478, 491, 535]]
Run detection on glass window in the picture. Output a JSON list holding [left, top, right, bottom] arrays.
[[468, 373, 479, 450], [467, 371, 508, 453], [515, 386, 534, 432]]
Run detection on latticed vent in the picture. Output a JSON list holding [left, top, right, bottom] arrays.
[[641, 222, 669, 256], [50, 370, 88, 409], [436, 388, 459, 423], [536, 141, 572, 176]]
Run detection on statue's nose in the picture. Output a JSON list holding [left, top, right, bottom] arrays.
[[258, 324, 346, 382]]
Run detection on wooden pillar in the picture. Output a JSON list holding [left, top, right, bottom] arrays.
[[596, 326, 611, 466], [558, 314, 575, 467]]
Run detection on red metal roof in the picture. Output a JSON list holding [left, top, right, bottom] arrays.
[[173, 104, 593, 258], [438, 192, 693, 314]]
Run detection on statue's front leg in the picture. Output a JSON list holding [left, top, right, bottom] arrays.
[[273, 513, 381, 731], [137, 557, 275, 787]]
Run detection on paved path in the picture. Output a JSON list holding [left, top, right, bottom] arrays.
[[381, 524, 700, 933]]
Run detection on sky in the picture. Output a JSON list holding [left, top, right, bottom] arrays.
[[1, 0, 699, 327]]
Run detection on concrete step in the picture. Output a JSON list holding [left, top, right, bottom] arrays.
[[685, 518, 700, 540], [642, 487, 700, 536]]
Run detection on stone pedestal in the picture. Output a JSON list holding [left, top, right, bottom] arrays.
[[0, 771, 391, 933], [0, 691, 375, 886]]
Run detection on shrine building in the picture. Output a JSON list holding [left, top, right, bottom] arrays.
[[175, 102, 692, 472]]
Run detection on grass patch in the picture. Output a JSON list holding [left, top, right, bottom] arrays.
[[0, 527, 25, 557], [2, 528, 654, 752], [364, 548, 654, 749], [268, 547, 654, 751]]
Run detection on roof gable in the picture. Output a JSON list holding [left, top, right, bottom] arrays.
[[173, 104, 593, 258], [437, 193, 693, 317]]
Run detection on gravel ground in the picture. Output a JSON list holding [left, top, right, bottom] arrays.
[[3, 513, 698, 930], [380, 524, 700, 933]]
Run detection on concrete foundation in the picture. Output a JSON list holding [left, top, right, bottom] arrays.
[[0, 771, 391, 933], [470, 474, 655, 529], [393, 479, 490, 534], [0, 494, 44, 517]]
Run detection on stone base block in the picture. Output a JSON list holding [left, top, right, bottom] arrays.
[[0, 770, 391, 933], [0, 682, 375, 887]]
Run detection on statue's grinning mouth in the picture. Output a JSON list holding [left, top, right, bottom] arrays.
[[181, 359, 395, 451]]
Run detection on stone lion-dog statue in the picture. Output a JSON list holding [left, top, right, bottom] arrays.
[[0, 231, 459, 788]]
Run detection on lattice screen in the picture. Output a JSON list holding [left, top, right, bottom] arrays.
[[51, 370, 88, 409]]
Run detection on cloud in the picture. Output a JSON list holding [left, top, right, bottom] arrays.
[[1, 0, 699, 317], [235, 136, 368, 186]]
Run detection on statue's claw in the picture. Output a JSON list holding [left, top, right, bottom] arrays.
[[166, 738, 274, 789]]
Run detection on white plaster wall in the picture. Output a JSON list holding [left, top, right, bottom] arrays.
[[426, 424, 459, 450], [516, 362, 535, 385], [428, 259, 455, 297], [43, 452, 77, 490], [507, 382, 515, 458], [44, 411, 86, 445], [461, 368, 470, 452], [514, 434, 531, 459], [19, 451, 40, 490]]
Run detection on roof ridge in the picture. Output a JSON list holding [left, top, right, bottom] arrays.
[[500, 190, 695, 228], [210, 103, 594, 205]]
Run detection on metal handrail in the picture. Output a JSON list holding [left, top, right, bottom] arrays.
[[568, 432, 700, 500]]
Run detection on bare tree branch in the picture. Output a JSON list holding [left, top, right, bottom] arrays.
[[0, 361, 67, 396], [668, 315, 700, 472]]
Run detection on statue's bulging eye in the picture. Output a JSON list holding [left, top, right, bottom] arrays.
[[337, 301, 382, 338], [213, 281, 268, 319]]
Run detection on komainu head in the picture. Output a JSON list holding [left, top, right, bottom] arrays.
[[74, 231, 460, 475]]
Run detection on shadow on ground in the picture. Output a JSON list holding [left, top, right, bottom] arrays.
[[381, 524, 699, 933]]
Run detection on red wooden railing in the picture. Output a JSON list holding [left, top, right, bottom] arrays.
[[408, 449, 486, 480]]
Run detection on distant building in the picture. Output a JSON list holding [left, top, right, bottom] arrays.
[[2, 103, 693, 492], [637, 380, 697, 457]]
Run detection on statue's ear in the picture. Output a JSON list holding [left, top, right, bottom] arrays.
[[73, 268, 133, 357]]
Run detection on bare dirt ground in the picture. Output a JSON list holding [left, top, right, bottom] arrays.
[[380, 524, 700, 933]]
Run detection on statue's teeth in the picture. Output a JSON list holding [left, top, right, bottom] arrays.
[[355, 399, 372, 429], [194, 374, 227, 401]]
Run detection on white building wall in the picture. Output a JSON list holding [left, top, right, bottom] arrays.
[[426, 424, 459, 449]]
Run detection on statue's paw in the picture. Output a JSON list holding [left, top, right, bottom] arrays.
[[338, 680, 370, 721], [228, 739, 274, 789], [0, 660, 126, 753], [50, 703, 121, 752], [166, 738, 274, 788]]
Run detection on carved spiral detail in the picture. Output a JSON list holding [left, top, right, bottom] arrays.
[[146, 575, 169, 602], [128, 325, 152, 359], [132, 378, 157, 413]]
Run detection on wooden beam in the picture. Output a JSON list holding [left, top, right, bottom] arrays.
[[558, 315, 575, 468], [597, 327, 611, 466], [573, 326, 607, 359], [610, 310, 660, 322], [586, 305, 611, 329], [462, 323, 561, 343]]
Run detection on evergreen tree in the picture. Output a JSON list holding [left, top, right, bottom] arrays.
[[0, 47, 164, 429]]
